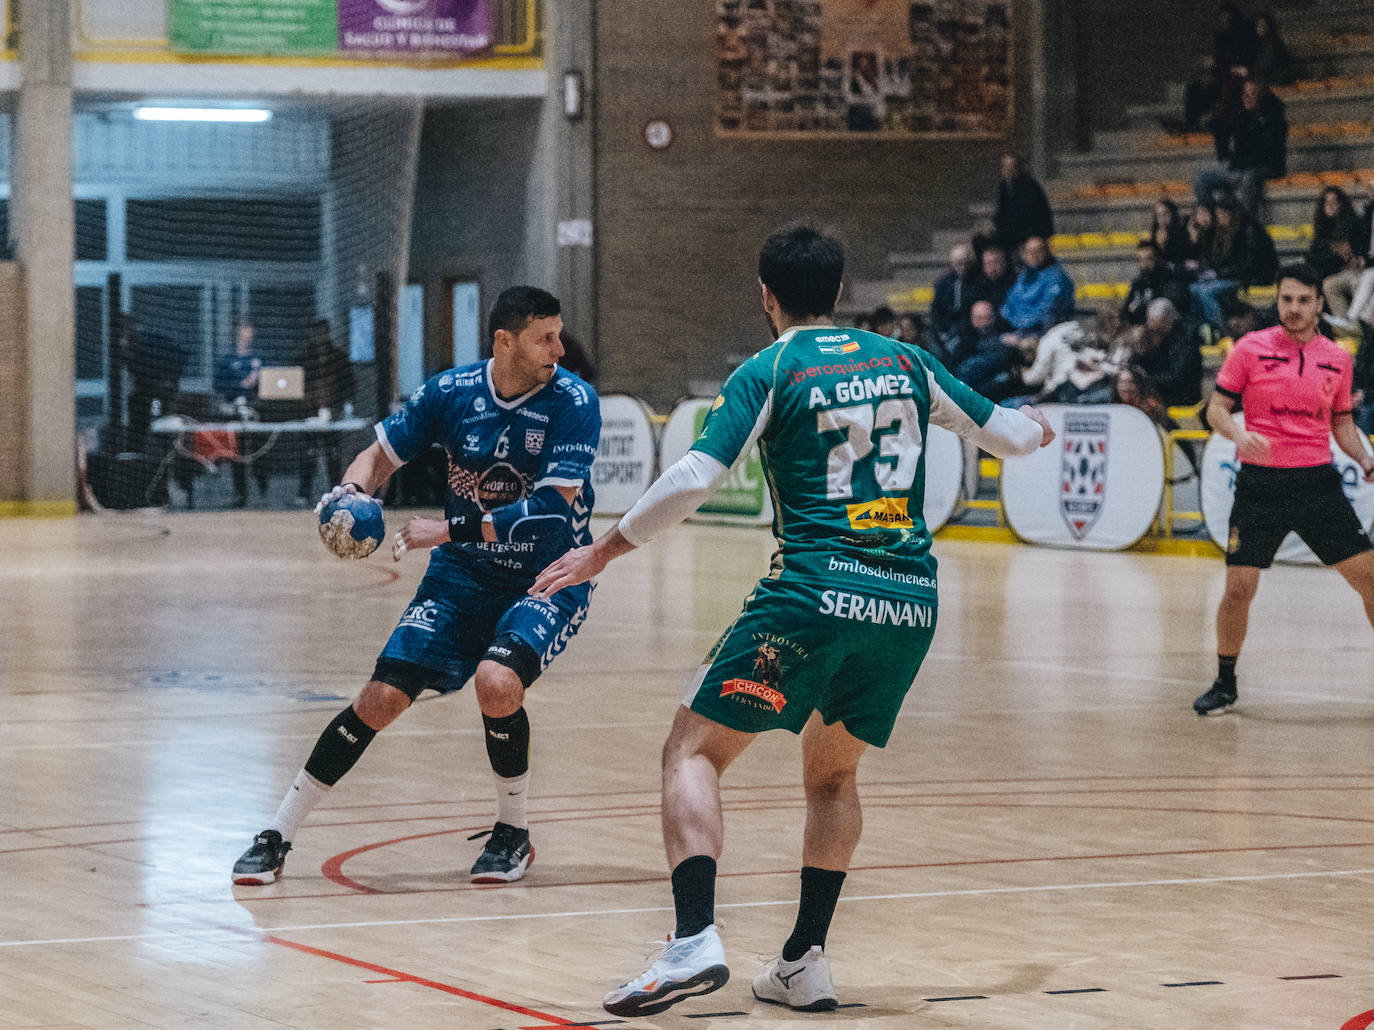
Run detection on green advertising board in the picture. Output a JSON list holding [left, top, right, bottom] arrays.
[[692, 404, 767, 517], [169, 0, 339, 55]]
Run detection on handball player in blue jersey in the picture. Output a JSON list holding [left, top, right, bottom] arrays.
[[233, 286, 600, 886]]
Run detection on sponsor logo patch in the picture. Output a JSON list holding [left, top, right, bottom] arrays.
[[1060, 412, 1109, 540], [525, 428, 545, 454], [818, 341, 861, 355], [720, 643, 787, 713], [846, 496, 913, 530]]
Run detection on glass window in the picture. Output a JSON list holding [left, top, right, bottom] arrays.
[[75, 286, 106, 381], [126, 197, 322, 262]]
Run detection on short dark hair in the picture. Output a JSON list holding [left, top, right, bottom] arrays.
[[488, 286, 560, 343], [872, 305, 896, 324], [1275, 262, 1322, 292], [758, 223, 844, 319]]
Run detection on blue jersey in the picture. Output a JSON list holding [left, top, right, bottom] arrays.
[[376, 360, 600, 578]]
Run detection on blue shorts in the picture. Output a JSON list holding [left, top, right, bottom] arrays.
[[377, 544, 592, 694]]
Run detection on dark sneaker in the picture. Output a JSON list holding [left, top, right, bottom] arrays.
[[232, 829, 291, 885], [468, 822, 533, 883], [1193, 678, 1237, 716]]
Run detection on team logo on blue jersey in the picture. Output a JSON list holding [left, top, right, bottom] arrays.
[[525, 429, 545, 454], [474, 396, 486, 412], [1061, 412, 1109, 540]]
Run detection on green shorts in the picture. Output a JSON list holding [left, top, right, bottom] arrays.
[[686, 556, 937, 747]]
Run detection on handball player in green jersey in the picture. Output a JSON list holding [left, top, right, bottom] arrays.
[[532, 224, 1055, 1016]]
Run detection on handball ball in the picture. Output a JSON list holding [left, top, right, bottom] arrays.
[[318, 492, 385, 559]]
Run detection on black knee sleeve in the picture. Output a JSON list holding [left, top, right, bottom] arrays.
[[482, 635, 542, 689], [304, 706, 378, 786], [482, 707, 531, 779]]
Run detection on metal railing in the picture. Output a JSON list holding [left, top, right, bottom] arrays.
[[70, 0, 540, 59]]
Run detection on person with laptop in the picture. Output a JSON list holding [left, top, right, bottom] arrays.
[[212, 321, 270, 507]]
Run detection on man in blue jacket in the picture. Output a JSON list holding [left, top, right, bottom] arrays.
[[1000, 236, 1076, 350]]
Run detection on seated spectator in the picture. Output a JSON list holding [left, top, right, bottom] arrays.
[[1178, 3, 1258, 133], [895, 312, 927, 348], [1000, 236, 1075, 346], [870, 305, 898, 339], [1002, 316, 1088, 406], [1323, 180, 1374, 331], [1194, 75, 1287, 218], [929, 243, 979, 360], [1189, 192, 1277, 333], [1184, 202, 1215, 277], [1306, 186, 1364, 280], [952, 300, 1022, 401], [969, 242, 1017, 313], [1354, 331, 1374, 432], [1122, 240, 1191, 325], [992, 152, 1054, 252], [1124, 298, 1204, 408], [1149, 198, 1192, 270]]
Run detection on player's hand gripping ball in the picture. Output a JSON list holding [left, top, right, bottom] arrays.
[[317, 487, 385, 559]]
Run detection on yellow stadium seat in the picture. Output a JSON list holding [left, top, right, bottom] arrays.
[[1077, 232, 1111, 248], [1050, 234, 1079, 251], [1109, 232, 1140, 247]]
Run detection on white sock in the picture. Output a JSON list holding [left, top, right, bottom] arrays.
[[270, 770, 330, 842], [494, 771, 530, 830]]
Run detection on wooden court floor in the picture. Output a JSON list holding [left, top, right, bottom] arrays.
[[2, 511, 1374, 1029]]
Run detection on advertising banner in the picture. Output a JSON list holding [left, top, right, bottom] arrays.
[[715, 0, 1012, 137], [660, 398, 773, 526], [1001, 404, 1164, 551], [591, 395, 657, 516], [169, 0, 493, 56], [923, 423, 963, 533], [1200, 417, 1374, 565]]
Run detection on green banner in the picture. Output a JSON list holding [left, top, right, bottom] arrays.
[[693, 406, 767, 517], [169, 0, 339, 55]]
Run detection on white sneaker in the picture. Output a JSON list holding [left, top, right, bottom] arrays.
[[752, 945, 838, 1012], [602, 924, 729, 1017]]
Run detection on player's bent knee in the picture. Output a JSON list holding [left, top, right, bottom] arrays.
[[474, 661, 526, 717], [353, 679, 413, 730]]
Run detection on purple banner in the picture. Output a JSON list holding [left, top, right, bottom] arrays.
[[338, 0, 494, 55]]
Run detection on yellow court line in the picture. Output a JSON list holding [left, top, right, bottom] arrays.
[[0, 501, 78, 519]]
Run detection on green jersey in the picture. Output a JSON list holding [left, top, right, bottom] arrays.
[[691, 325, 995, 597]]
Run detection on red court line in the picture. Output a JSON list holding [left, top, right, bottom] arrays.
[[265, 934, 574, 1025], [1342, 1009, 1374, 1030]]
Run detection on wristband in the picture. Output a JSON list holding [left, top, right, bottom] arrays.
[[448, 512, 484, 543]]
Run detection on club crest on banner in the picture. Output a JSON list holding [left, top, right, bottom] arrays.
[[1060, 411, 1110, 540]]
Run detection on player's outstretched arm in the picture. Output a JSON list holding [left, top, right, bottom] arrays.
[[529, 526, 636, 598]]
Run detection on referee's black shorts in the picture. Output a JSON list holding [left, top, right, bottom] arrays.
[[1227, 463, 1373, 568]]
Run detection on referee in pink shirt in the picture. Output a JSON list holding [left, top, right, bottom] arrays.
[[1195, 263, 1374, 715]]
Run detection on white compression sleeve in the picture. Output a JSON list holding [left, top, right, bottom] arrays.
[[617, 449, 729, 547], [960, 404, 1044, 458]]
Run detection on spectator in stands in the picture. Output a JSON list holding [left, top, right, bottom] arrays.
[[1124, 298, 1204, 409], [1184, 203, 1216, 276], [969, 242, 1017, 313], [1000, 236, 1075, 346], [992, 152, 1054, 252], [1003, 316, 1088, 406], [1178, 4, 1259, 133], [870, 305, 898, 339], [895, 312, 925, 347], [1323, 180, 1374, 332], [1354, 333, 1374, 432], [1195, 75, 1287, 218], [1122, 240, 1191, 325], [1190, 192, 1278, 333], [930, 243, 979, 361], [1149, 198, 1193, 270], [1253, 13, 1295, 87], [1307, 187, 1364, 280], [952, 300, 1022, 400]]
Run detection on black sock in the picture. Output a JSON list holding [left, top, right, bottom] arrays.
[[482, 708, 531, 779], [782, 867, 847, 961], [671, 855, 717, 938], [303, 706, 378, 786], [1217, 654, 1238, 686]]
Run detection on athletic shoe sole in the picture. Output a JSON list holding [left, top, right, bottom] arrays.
[[1195, 701, 1235, 716], [232, 865, 282, 886], [470, 845, 534, 884], [752, 988, 839, 1013], [604, 965, 730, 1017]]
